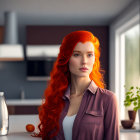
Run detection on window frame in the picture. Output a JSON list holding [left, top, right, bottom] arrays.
[[114, 14, 139, 121]]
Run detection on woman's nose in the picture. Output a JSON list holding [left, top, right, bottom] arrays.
[[81, 55, 87, 64]]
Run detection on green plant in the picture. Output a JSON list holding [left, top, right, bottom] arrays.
[[124, 86, 140, 111]]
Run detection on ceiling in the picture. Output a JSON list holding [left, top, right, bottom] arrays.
[[0, 0, 134, 25]]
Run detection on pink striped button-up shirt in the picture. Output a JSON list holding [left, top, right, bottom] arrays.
[[52, 80, 120, 140]]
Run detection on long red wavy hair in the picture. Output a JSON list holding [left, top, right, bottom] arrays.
[[37, 31, 106, 140]]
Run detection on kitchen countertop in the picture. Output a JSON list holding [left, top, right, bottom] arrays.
[[0, 115, 140, 140], [6, 99, 42, 106], [1, 115, 41, 140]]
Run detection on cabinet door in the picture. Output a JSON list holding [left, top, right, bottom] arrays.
[[8, 106, 39, 115], [0, 26, 4, 43]]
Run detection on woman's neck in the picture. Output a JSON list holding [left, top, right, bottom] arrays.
[[70, 77, 91, 96]]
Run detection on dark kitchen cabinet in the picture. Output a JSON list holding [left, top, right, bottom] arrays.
[[8, 105, 39, 115]]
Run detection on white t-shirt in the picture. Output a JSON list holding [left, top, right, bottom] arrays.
[[62, 114, 77, 140]]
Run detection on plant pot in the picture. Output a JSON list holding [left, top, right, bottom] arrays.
[[128, 110, 137, 122], [121, 120, 134, 129]]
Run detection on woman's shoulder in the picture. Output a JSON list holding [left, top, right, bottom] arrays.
[[97, 87, 119, 112], [97, 87, 117, 102]]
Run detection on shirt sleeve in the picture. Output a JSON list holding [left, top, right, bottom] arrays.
[[104, 93, 120, 140]]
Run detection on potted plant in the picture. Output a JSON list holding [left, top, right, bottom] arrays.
[[124, 86, 140, 123]]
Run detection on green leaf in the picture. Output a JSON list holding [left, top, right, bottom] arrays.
[[133, 102, 137, 106], [131, 94, 134, 97], [126, 96, 130, 100], [133, 107, 137, 111], [128, 102, 131, 106], [124, 102, 131, 106], [126, 92, 131, 95], [131, 97, 135, 101]]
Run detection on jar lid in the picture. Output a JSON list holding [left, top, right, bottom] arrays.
[[0, 92, 4, 96]]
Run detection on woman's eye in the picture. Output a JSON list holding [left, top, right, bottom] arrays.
[[73, 53, 93, 57], [73, 54, 79, 57], [88, 54, 93, 57]]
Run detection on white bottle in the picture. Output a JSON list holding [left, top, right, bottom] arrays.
[[0, 92, 9, 135]]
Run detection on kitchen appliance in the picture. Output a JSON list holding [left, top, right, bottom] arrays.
[[26, 45, 59, 81], [26, 57, 57, 81], [0, 11, 24, 61]]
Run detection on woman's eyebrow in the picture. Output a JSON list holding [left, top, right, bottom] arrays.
[[73, 51, 94, 53]]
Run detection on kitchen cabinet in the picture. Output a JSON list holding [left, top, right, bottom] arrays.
[[0, 44, 24, 61], [0, 26, 4, 43], [6, 99, 41, 115], [0, 26, 24, 61], [7, 105, 39, 115]]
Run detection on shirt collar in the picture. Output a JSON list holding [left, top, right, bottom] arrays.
[[62, 80, 98, 100]]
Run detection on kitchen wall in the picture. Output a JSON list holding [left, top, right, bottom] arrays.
[[0, 25, 109, 99], [0, 61, 47, 99], [0, 0, 133, 99]]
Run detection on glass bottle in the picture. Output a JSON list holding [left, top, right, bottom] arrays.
[[0, 92, 9, 135]]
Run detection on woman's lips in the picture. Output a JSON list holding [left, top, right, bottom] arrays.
[[79, 67, 88, 71]]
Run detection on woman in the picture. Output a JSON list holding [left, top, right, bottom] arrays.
[[37, 31, 120, 140]]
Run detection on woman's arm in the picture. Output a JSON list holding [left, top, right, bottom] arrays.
[[104, 93, 120, 140]]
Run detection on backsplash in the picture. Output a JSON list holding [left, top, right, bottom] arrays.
[[0, 61, 47, 99]]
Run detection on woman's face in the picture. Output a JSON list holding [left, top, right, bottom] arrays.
[[68, 41, 95, 78]]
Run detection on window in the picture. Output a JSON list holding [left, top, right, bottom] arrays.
[[118, 23, 140, 123], [123, 24, 140, 122]]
